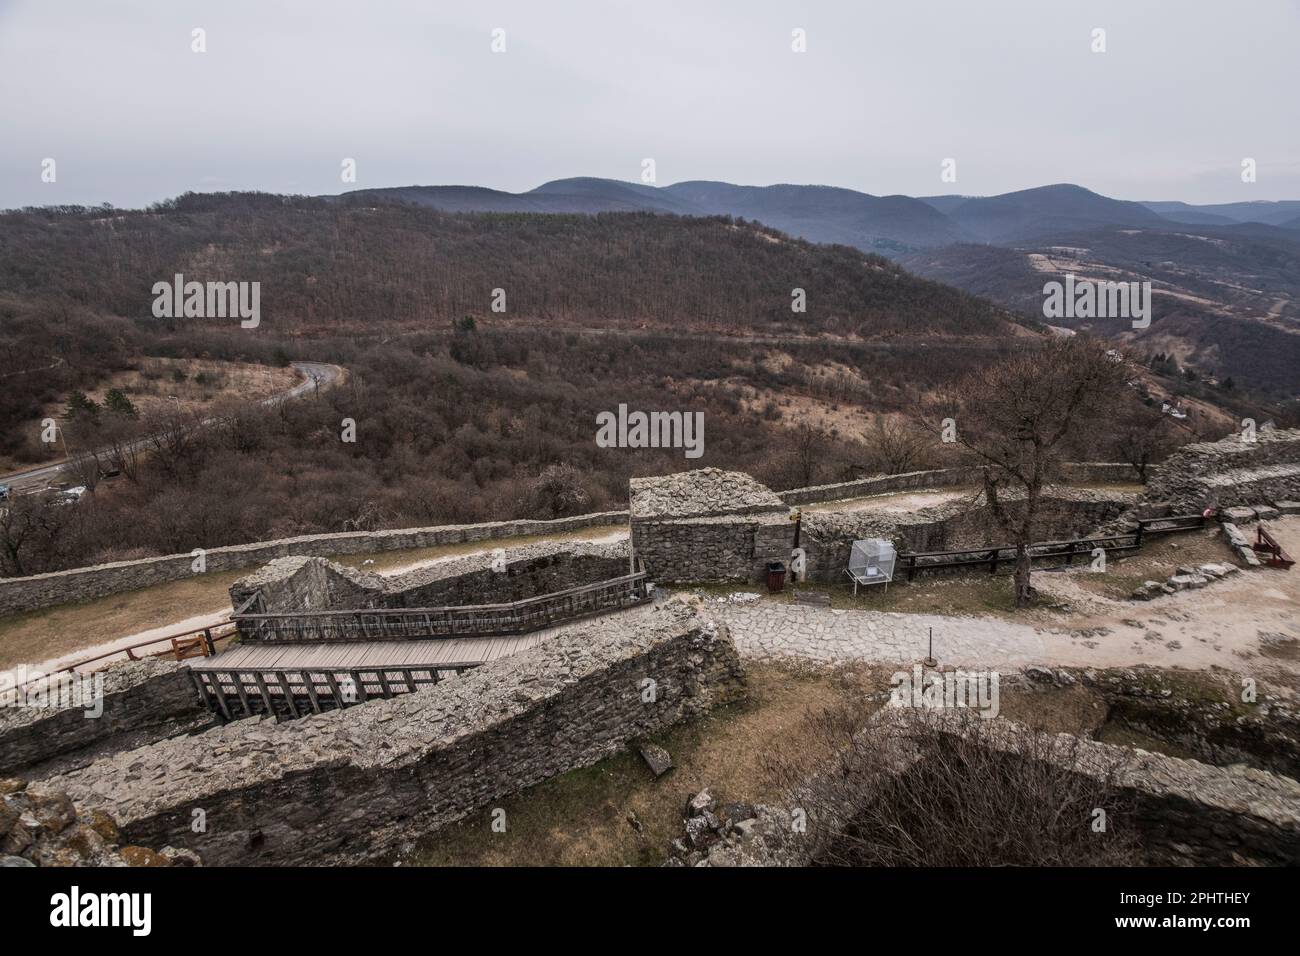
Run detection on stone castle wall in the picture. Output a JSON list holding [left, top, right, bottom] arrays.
[[40, 600, 746, 866], [0, 511, 629, 618], [229, 542, 632, 618], [1144, 428, 1300, 511], [0, 659, 211, 776], [634, 486, 1133, 586], [778, 462, 1144, 507], [702, 713, 1300, 867]]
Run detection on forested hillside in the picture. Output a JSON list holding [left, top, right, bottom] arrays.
[[0, 193, 1172, 576], [0, 193, 1017, 338]]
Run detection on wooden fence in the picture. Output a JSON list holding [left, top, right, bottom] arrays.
[[231, 570, 650, 643], [898, 514, 1208, 581]]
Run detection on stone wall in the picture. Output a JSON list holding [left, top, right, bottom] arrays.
[[391, 544, 630, 608], [0, 659, 211, 776], [0, 511, 628, 618], [778, 462, 1144, 507], [40, 599, 747, 866], [634, 484, 1133, 586], [632, 515, 786, 584], [702, 713, 1300, 867], [230, 541, 632, 617], [630, 468, 785, 519], [1144, 428, 1300, 511]]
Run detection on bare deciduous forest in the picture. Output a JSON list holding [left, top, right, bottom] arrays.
[[0, 194, 1251, 575]]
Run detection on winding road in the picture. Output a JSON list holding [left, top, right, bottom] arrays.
[[0, 361, 345, 495]]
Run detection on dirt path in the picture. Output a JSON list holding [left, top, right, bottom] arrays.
[[717, 518, 1300, 694]]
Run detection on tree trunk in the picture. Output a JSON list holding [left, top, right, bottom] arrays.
[[1013, 544, 1033, 607]]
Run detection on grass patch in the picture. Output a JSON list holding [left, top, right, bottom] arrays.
[[399, 664, 1138, 867], [403, 662, 877, 867], [0, 570, 245, 669]]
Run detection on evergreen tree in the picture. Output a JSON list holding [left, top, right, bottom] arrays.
[[104, 387, 137, 417], [64, 391, 99, 420]]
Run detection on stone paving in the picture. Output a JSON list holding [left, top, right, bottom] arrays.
[[715, 602, 1046, 669]]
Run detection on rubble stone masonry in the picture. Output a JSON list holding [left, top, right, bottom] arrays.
[[41, 599, 746, 865]]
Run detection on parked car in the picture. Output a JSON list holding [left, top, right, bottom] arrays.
[[0, 483, 10, 501]]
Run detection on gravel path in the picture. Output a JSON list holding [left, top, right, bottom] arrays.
[[713, 521, 1300, 686]]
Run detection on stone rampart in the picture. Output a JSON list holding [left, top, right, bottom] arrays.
[[0, 659, 210, 776], [0, 512, 628, 618], [41, 599, 746, 865]]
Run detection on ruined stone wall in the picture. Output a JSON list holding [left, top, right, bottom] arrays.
[[230, 557, 384, 614], [41, 600, 746, 866], [702, 714, 1300, 867], [779, 462, 1144, 507], [1144, 428, 1300, 511], [0, 659, 210, 776], [636, 488, 1132, 587], [0, 511, 628, 618], [230, 542, 632, 618], [391, 548, 629, 608], [632, 516, 774, 583]]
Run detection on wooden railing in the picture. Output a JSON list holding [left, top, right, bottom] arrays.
[[191, 662, 479, 720], [0, 622, 233, 706], [898, 515, 1208, 581], [231, 571, 650, 644]]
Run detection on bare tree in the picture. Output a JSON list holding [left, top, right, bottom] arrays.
[[527, 463, 590, 519], [0, 494, 84, 577], [1110, 402, 1182, 482], [142, 405, 203, 480], [765, 706, 1140, 867], [863, 415, 931, 475], [787, 423, 827, 488], [65, 447, 102, 492], [97, 414, 145, 482], [929, 338, 1128, 606]]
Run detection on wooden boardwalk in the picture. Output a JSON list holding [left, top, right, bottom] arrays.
[[190, 633, 544, 672], [194, 568, 651, 721], [189, 632, 553, 721]]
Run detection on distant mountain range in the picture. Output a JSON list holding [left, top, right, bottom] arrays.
[[340, 178, 1300, 254], [335, 176, 1300, 395]]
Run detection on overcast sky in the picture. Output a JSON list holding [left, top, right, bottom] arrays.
[[1, 0, 1297, 209]]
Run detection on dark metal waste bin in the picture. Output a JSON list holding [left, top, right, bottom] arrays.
[[766, 561, 786, 593]]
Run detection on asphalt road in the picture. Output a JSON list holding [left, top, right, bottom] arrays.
[[0, 361, 345, 495]]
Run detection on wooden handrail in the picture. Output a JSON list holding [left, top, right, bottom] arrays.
[[232, 571, 648, 621], [3, 620, 236, 700]]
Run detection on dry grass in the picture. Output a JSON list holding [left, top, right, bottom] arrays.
[[1065, 526, 1240, 600], [406, 662, 880, 867], [0, 571, 245, 669], [85, 357, 299, 419], [401, 662, 1135, 867]]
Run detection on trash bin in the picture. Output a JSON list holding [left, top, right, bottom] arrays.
[[766, 561, 787, 593]]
